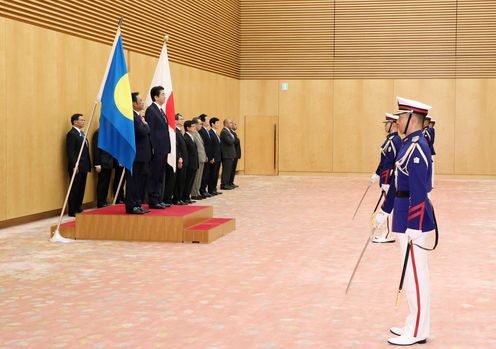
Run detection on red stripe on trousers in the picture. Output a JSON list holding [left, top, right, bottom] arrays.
[[410, 245, 421, 338]]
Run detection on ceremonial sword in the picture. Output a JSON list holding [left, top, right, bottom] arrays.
[[345, 227, 376, 294], [352, 183, 372, 220]]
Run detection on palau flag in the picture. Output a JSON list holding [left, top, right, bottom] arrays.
[[96, 27, 136, 172]]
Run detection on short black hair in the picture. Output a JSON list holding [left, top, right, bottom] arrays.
[[131, 92, 140, 103], [184, 120, 195, 130], [192, 117, 200, 124], [198, 114, 208, 122], [150, 86, 164, 102], [175, 113, 183, 121], [209, 117, 219, 127], [71, 113, 83, 125]]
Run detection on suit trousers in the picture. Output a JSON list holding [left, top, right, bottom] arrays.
[[230, 158, 238, 185], [200, 161, 210, 194], [183, 167, 197, 201], [125, 161, 148, 212], [208, 161, 220, 193], [148, 153, 167, 205], [221, 158, 234, 187], [192, 162, 205, 197], [174, 167, 186, 202], [68, 170, 87, 216], [96, 168, 112, 206], [162, 164, 176, 204]]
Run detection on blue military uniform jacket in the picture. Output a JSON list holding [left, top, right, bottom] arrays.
[[375, 132, 402, 186], [382, 130, 436, 233], [422, 127, 436, 156]]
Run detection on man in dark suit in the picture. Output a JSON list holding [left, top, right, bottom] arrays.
[[198, 114, 213, 198], [183, 120, 199, 204], [208, 117, 222, 195], [125, 92, 152, 214], [92, 128, 114, 208], [66, 113, 91, 217], [230, 121, 241, 188], [173, 113, 188, 205], [220, 118, 236, 190], [145, 85, 171, 209]]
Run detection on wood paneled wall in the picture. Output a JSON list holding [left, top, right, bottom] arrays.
[[1, 0, 239, 78], [0, 18, 239, 223], [241, 0, 496, 79], [240, 79, 496, 176]]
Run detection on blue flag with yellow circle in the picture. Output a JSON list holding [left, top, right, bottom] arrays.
[[98, 29, 136, 173]]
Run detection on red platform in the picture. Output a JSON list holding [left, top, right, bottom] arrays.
[[50, 204, 235, 243]]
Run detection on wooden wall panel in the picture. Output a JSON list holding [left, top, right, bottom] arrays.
[[455, 80, 496, 175], [240, 0, 333, 79], [1, 0, 239, 78], [0, 16, 6, 221], [393, 80, 456, 175], [278, 81, 333, 172], [332, 80, 394, 173]]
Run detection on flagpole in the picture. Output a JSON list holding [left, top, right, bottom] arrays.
[[51, 101, 99, 242], [51, 17, 124, 243], [112, 169, 126, 205]]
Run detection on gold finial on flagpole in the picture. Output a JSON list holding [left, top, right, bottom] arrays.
[[163, 34, 169, 43], [118, 17, 123, 28]]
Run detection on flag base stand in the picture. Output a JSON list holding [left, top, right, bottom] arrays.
[[50, 229, 73, 243]]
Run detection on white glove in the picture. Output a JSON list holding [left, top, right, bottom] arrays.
[[381, 184, 390, 193], [373, 210, 389, 229], [405, 228, 422, 240], [370, 173, 380, 184]]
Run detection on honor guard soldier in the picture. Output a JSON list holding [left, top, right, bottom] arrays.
[[373, 97, 437, 346], [371, 112, 402, 243], [423, 115, 436, 188]]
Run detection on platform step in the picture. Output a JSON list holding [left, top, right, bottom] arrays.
[[183, 218, 235, 244], [50, 221, 76, 239]]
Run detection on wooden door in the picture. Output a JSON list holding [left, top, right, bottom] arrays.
[[244, 115, 278, 175]]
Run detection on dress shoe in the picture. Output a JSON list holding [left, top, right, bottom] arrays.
[[139, 207, 151, 213], [220, 186, 233, 190], [191, 195, 203, 200], [202, 193, 212, 198], [173, 200, 185, 205], [97, 202, 110, 208], [162, 202, 172, 208], [214, 191, 222, 195], [149, 203, 166, 209], [126, 207, 145, 214], [77, 208, 83, 213], [68, 213, 76, 217], [230, 183, 239, 188], [184, 199, 196, 204], [115, 199, 125, 204], [372, 236, 396, 244], [390, 327, 403, 336], [388, 335, 426, 346]]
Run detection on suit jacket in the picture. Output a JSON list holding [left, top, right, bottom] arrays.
[[66, 127, 91, 173], [176, 128, 189, 168], [184, 132, 199, 170], [92, 129, 114, 169], [199, 127, 213, 160], [231, 130, 242, 159], [133, 111, 152, 163], [192, 131, 208, 163], [220, 127, 236, 159], [144, 103, 171, 155], [209, 129, 221, 163]]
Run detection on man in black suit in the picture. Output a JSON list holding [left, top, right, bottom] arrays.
[[230, 121, 241, 188], [145, 86, 171, 209], [66, 113, 91, 217], [220, 118, 236, 190], [92, 128, 115, 208], [208, 117, 222, 195], [183, 120, 199, 204], [173, 113, 188, 205], [198, 114, 213, 198], [125, 92, 152, 214]]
